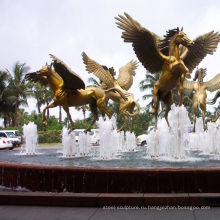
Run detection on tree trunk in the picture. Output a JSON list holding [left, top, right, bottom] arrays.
[[11, 105, 18, 127], [46, 101, 50, 119], [3, 115, 8, 128], [59, 106, 62, 123], [37, 102, 41, 114]]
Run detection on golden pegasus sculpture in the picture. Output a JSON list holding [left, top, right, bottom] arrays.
[[183, 68, 220, 132], [25, 54, 114, 132], [207, 89, 220, 123], [82, 52, 140, 132], [115, 12, 220, 130]]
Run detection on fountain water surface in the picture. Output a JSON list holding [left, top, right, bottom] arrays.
[[3, 105, 220, 168]]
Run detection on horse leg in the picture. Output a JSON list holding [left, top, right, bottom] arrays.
[[63, 105, 75, 132], [85, 102, 98, 132], [96, 97, 112, 119], [164, 91, 173, 130], [192, 103, 198, 132], [129, 102, 136, 133], [177, 74, 184, 106], [211, 112, 220, 122], [42, 101, 58, 126], [117, 113, 129, 133], [200, 104, 207, 131], [116, 102, 129, 132]]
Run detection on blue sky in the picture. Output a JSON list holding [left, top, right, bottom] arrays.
[[1, 0, 220, 119]]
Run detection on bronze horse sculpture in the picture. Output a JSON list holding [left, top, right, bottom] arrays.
[[207, 89, 220, 123], [115, 12, 220, 130], [82, 52, 140, 132], [183, 68, 220, 132], [26, 54, 114, 132]]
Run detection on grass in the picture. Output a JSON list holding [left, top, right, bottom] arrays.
[[38, 143, 62, 146]]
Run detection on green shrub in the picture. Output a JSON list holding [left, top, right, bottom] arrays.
[[38, 130, 62, 143]]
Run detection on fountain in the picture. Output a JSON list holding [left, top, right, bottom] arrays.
[[2, 106, 220, 167], [61, 127, 76, 157], [21, 122, 38, 155], [2, 106, 220, 207]]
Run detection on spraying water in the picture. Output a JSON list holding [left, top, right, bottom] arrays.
[[22, 122, 38, 155], [78, 132, 90, 156], [148, 105, 191, 159], [62, 127, 76, 157]]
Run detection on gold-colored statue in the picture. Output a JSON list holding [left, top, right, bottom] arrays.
[[26, 54, 113, 132], [115, 12, 220, 130], [207, 90, 220, 122], [82, 52, 140, 132], [183, 68, 220, 132]]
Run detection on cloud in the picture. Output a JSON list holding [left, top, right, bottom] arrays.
[[1, 0, 220, 117]]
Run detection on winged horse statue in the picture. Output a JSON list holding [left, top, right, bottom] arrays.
[[82, 52, 140, 132], [183, 68, 220, 132], [115, 12, 220, 130], [25, 54, 114, 132]]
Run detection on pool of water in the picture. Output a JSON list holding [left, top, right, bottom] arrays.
[[1, 147, 220, 168]]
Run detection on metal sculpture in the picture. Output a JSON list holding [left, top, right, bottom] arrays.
[[207, 89, 220, 123], [26, 54, 113, 132], [115, 12, 220, 130], [183, 68, 220, 132], [82, 52, 140, 132]]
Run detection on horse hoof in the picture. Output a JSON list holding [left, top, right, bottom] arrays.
[[42, 121, 47, 126]]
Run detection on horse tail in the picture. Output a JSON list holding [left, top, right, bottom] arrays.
[[125, 101, 141, 117], [104, 88, 128, 101], [207, 90, 220, 105]]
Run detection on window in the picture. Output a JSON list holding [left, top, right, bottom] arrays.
[[0, 133, 7, 138]]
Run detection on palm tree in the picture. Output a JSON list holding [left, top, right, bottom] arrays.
[[75, 105, 89, 119], [0, 71, 17, 127], [87, 77, 100, 87], [139, 71, 161, 101], [6, 62, 30, 126], [31, 82, 47, 113]]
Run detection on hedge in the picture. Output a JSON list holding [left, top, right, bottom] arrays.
[[38, 130, 62, 143]]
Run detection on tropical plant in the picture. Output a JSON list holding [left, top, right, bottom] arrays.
[[6, 62, 30, 126]]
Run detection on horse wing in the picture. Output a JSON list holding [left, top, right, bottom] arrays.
[[50, 54, 85, 90], [115, 13, 165, 73], [25, 72, 48, 86], [117, 60, 138, 90], [183, 79, 195, 92], [205, 73, 220, 92], [182, 31, 220, 73], [82, 52, 115, 89]]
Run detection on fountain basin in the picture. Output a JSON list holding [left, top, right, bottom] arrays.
[[1, 161, 220, 194]]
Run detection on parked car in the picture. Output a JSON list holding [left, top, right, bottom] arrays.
[[136, 126, 154, 146], [7, 130, 22, 143], [0, 130, 21, 147], [137, 134, 148, 146], [73, 129, 85, 143], [0, 137, 13, 150], [88, 129, 100, 146], [73, 129, 100, 145]]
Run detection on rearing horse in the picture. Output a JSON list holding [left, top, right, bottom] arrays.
[[116, 12, 220, 130], [26, 54, 113, 132], [183, 68, 220, 131]]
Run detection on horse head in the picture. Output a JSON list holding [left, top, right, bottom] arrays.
[[193, 68, 207, 82], [35, 62, 53, 77], [159, 27, 192, 53], [173, 28, 192, 47]]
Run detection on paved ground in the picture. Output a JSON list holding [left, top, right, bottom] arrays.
[[0, 206, 220, 220]]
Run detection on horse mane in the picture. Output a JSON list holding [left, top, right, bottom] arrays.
[[158, 27, 182, 50], [193, 68, 207, 81]]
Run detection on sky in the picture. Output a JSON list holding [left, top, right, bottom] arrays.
[[1, 0, 220, 121]]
